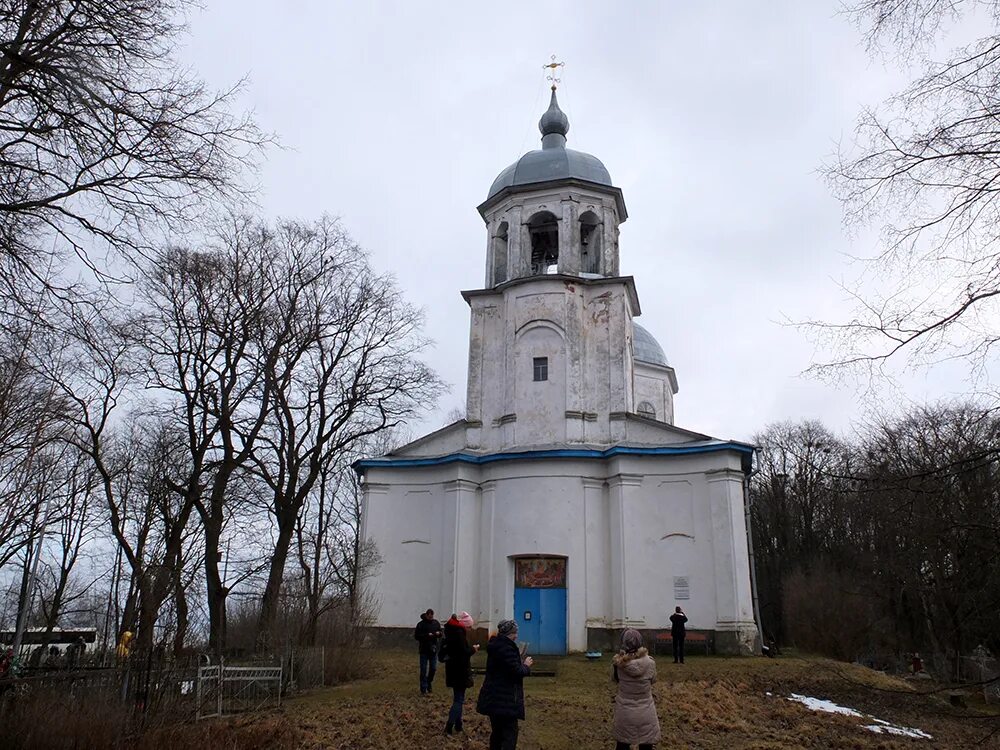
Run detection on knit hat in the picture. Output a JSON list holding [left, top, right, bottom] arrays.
[[497, 619, 518, 637], [620, 628, 643, 654], [457, 611, 475, 629]]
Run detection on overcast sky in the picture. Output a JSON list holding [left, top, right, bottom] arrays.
[[177, 1, 979, 443]]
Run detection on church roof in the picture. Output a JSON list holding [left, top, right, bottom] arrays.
[[354, 437, 754, 474], [633, 322, 669, 367], [354, 414, 750, 471], [486, 89, 613, 201]]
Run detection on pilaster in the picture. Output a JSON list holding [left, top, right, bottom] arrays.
[[602, 205, 617, 276], [478, 480, 497, 630], [359, 482, 388, 547], [707, 468, 758, 653], [516, 214, 531, 279], [606, 473, 643, 627], [582, 478, 609, 626], [507, 205, 523, 281], [559, 198, 580, 275], [465, 303, 485, 424], [444, 478, 481, 617]]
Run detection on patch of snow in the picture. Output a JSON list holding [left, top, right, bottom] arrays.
[[785, 693, 932, 740], [787, 693, 862, 717], [864, 723, 933, 739]]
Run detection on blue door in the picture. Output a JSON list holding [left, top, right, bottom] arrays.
[[513, 587, 540, 652], [513, 586, 567, 655]]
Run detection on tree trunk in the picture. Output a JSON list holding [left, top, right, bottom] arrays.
[[135, 566, 171, 657], [119, 583, 138, 641], [204, 521, 227, 659], [302, 603, 319, 647], [256, 507, 296, 653], [172, 567, 188, 657]]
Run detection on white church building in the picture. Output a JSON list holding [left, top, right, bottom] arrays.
[[357, 88, 759, 655]]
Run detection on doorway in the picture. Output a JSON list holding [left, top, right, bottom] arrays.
[[512, 557, 567, 655]]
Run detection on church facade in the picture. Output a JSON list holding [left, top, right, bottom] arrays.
[[357, 89, 759, 655]]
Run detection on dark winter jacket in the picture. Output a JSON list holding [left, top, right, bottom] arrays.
[[414, 617, 442, 656], [443, 618, 476, 688], [476, 635, 530, 720], [670, 612, 688, 637]]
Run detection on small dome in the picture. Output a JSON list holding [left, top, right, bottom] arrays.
[[487, 89, 613, 201], [633, 323, 669, 367], [538, 90, 569, 140]]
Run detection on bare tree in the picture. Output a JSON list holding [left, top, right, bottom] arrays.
[[814, 1, 1000, 375], [750, 406, 1000, 663], [294, 455, 385, 647], [250, 218, 440, 651], [750, 420, 847, 644], [47, 303, 198, 656], [0, 323, 65, 570], [136, 217, 302, 657], [0, 0, 265, 309], [29, 448, 101, 657]]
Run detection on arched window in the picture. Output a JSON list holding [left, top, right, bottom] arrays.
[[579, 211, 602, 274], [637, 401, 656, 419], [493, 221, 509, 285], [528, 211, 559, 274]]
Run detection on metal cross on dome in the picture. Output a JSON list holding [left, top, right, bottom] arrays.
[[543, 55, 564, 90]]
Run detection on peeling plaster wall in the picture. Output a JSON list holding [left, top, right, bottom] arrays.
[[465, 276, 637, 451]]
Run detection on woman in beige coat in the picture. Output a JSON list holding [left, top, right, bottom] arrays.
[[611, 629, 661, 750]]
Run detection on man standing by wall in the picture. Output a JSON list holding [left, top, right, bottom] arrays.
[[670, 606, 688, 664], [414, 608, 442, 694]]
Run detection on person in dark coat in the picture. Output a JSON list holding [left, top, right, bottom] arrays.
[[669, 606, 688, 664], [476, 619, 534, 750], [414, 608, 442, 694], [444, 611, 479, 734]]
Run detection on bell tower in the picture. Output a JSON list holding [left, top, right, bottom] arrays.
[[480, 89, 626, 288], [463, 86, 644, 451]]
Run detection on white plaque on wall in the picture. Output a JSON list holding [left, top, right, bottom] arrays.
[[673, 576, 690, 600]]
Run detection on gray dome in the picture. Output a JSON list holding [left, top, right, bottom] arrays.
[[487, 89, 613, 200], [488, 148, 612, 200], [633, 323, 669, 367]]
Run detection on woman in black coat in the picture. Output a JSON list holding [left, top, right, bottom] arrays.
[[443, 611, 479, 735], [476, 619, 533, 750]]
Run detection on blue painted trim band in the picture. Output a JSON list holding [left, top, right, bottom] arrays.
[[354, 442, 753, 473]]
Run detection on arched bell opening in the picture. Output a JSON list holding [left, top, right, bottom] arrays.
[[528, 211, 559, 275]]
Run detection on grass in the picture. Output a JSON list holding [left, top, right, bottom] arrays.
[[153, 649, 1000, 749]]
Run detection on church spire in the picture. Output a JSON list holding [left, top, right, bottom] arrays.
[[539, 89, 569, 150], [539, 55, 568, 150]]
